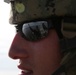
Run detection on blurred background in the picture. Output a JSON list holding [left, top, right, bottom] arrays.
[[0, 1, 19, 75]]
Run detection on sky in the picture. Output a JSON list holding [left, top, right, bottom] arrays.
[[0, 0, 15, 53], [0, 1, 19, 75]]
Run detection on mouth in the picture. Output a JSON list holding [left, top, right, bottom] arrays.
[[20, 70, 33, 75], [18, 65, 33, 75]]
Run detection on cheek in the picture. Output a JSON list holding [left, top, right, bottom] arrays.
[[31, 38, 61, 74], [33, 41, 61, 64]]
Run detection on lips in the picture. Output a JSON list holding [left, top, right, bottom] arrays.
[[21, 70, 33, 75], [18, 65, 33, 75]]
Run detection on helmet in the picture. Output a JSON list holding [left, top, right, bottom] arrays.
[[4, 0, 76, 24]]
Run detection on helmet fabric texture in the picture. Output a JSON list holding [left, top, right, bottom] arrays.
[[5, 0, 76, 24]]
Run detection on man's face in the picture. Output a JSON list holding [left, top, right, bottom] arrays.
[[9, 29, 61, 75]]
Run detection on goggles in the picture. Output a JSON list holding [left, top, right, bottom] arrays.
[[16, 21, 55, 41]]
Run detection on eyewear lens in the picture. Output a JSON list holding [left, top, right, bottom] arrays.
[[16, 21, 53, 41]]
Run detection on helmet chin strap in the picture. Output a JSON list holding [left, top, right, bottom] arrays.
[[52, 65, 66, 75], [52, 36, 76, 75]]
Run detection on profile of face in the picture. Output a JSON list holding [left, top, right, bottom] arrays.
[[9, 29, 62, 75]]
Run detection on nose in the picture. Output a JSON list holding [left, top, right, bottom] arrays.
[[9, 33, 29, 59]]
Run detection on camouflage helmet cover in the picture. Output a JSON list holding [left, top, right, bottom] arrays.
[[4, 0, 76, 24]]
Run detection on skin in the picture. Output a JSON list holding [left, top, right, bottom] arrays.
[[9, 29, 62, 75]]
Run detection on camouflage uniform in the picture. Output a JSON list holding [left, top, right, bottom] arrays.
[[4, 0, 76, 75]]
